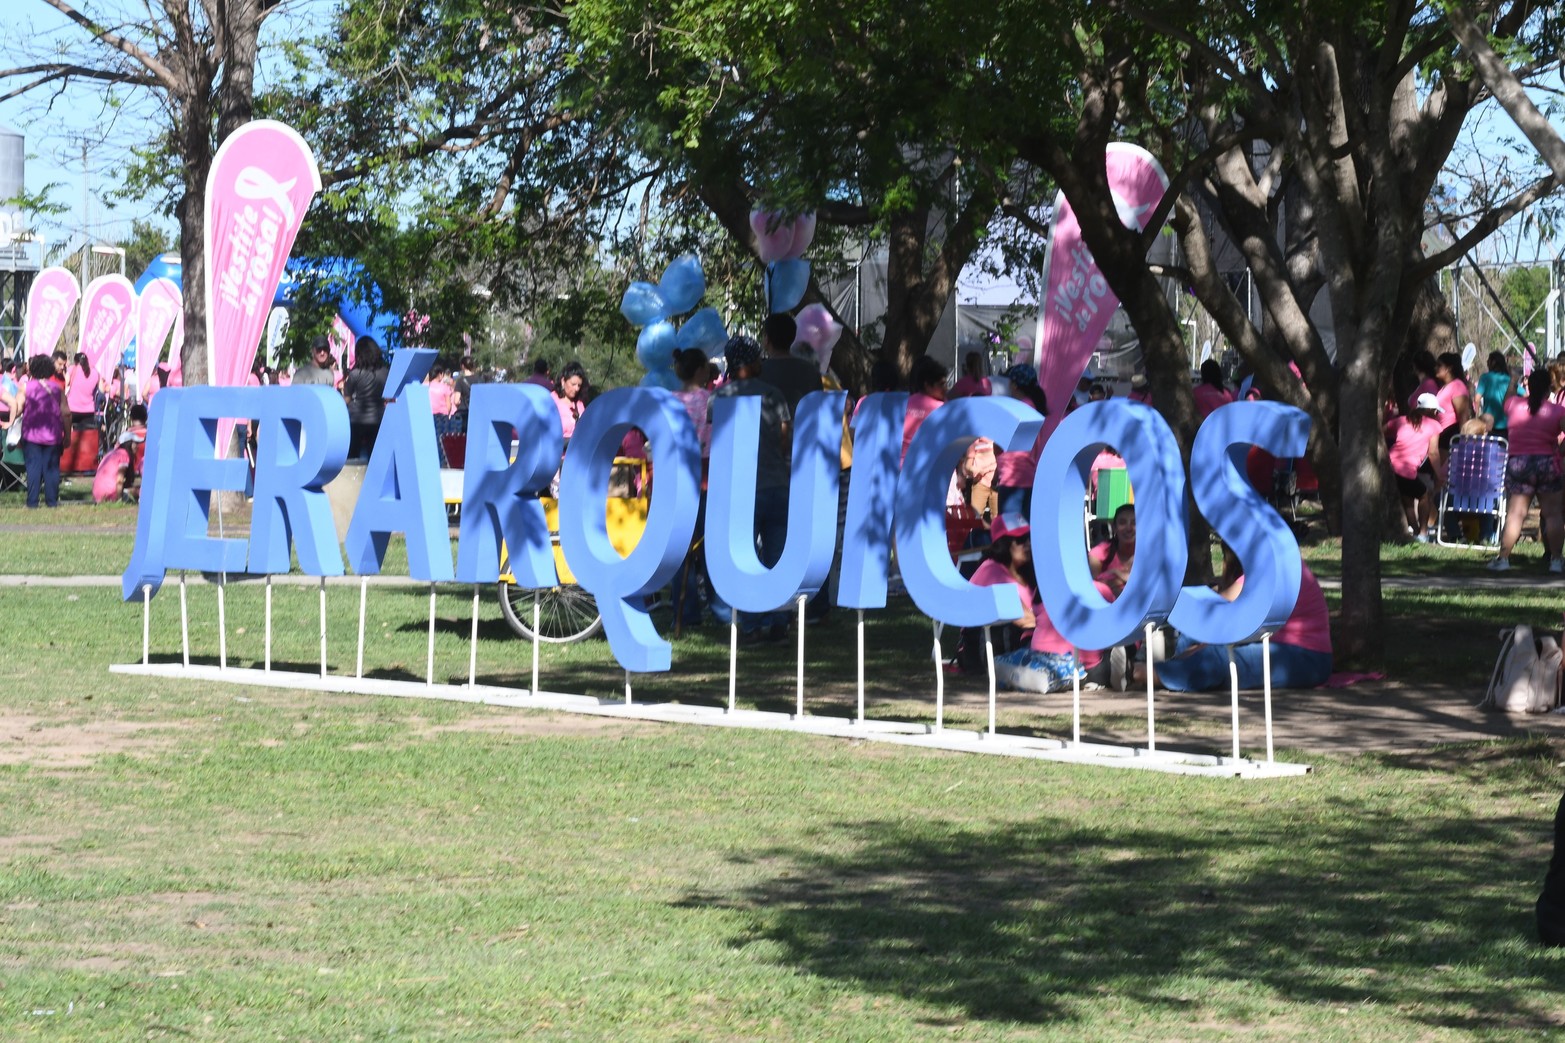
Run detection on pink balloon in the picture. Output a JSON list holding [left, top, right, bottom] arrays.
[[750, 209, 795, 264], [784, 213, 817, 259], [793, 303, 840, 351]]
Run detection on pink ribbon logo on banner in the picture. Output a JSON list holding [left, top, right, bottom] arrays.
[[80, 274, 137, 375], [205, 120, 320, 391], [1033, 143, 1169, 438], [136, 277, 183, 394], [25, 266, 80, 358]]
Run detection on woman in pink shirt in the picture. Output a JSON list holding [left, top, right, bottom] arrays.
[[970, 514, 1096, 693], [1088, 504, 1136, 600], [900, 355, 948, 462], [1193, 360, 1234, 419], [65, 353, 99, 423], [426, 362, 456, 416], [1433, 351, 1472, 439], [949, 351, 992, 399], [1486, 376, 1565, 572], [552, 361, 588, 439], [1384, 394, 1442, 540], [1151, 546, 1333, 691]]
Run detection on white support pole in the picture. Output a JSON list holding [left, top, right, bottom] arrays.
[[179, 572, 189, 669], [468, 585, 480, 689], [727, 618, 738, 714], [530, 600, 540, 697], [216, 576, 227, 670], [932, 621, 945, 732], [263, 576, 272, 673], [426, 584, 437, 687], [141, 584, 151, 667], [984, 624, 996, 737], [795, 595, 806, 719], [356, 577, 368, 679], [624, 670, 632, 706], [318, 577, 328, 679], [1144, 622, 1157, 752], [1262, 633, 1275, 763], [1072, 669, 1081, 746], [1227, 645, 1241, 762], [855, 610, 865, 726]]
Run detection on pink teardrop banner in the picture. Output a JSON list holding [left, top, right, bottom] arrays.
[[25, 266, 80, 358], [135, 277, 183, 395], [205, 119, 320, 451], [1033, 143, 1169, 440], [79, 274, 137, 375]]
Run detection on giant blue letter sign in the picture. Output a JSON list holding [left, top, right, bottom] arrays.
[[455, 383, 562, 586], [837, 392, 907, 610], [707, 389, 845, 614], [1033, 400, 1188, 650], [344, 378, 453, 581], [895, 397, 1044, 626], [556, 387, 701, 672], [123, 386, 350, 600], [1167, 401, 1310, 644]]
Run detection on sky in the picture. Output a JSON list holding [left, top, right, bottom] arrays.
[[0, 0, 326, 261], [1, 2, 1562, 276]]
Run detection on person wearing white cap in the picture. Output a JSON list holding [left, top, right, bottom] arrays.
[[1485, 375, 1565, 572], [1384, 393, 1443, 541], [92, 428, 144, 504]]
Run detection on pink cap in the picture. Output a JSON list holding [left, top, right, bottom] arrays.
[[991, 512, 1030, 541]]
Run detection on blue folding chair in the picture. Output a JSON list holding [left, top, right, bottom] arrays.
[[1436, 434, 1507, 549]]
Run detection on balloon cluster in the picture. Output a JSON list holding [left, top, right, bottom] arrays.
[[751, 211, 816, 314], [791, 303, 843, 376], [619, 254, 730, 390]]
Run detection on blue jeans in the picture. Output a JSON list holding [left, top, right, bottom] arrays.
[[23, 440, 60, 508], [707, 484, 789, 632], [1155, 634, 1332, 691]]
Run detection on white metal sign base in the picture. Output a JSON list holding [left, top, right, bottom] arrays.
[[109, 663, 1311, 779]]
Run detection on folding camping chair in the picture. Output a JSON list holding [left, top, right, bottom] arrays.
[[0, 428, 23, 491], [1436, 434, 1507, 549]]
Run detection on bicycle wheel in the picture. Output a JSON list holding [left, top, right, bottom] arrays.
[[496, 580, 603, 642]]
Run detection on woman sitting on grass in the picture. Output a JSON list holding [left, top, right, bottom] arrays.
[[1089, 503, 1136, 600], [1145, 544, 1333, 692]]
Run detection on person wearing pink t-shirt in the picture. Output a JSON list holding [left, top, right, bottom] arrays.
[[65, 353, 99, 423], [1193, 360, 1234, 419], [1486, 379, 1565, 572], [901, 356, 948, 463], [552, 361, 589, 440], [949, 351, 992, 400], [1385, 395, 1442, 539], [1088, 504, 1136, 600], [426, 363, 456, 416], [1151, 548, 1333, 691], [969, 513, 1093, 693]]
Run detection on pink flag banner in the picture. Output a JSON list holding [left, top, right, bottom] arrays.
[[1033, 143, 1169, 439], [79, 274, 137, 376], [25, 266, 80, 358], [328, 313, 354, 371], [205, 120, 320, 391], [135, 277, 183, 394]]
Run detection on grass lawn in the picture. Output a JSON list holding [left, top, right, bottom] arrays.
[[0, 497, 1563, 1038]]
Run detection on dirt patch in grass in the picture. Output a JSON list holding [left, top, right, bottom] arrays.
[[415, 709, 658, 738], [0, 714, 193, 768]]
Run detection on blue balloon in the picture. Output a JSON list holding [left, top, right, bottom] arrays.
[[639, 367, 681, 390], [765, 259, 809, 313], [636, 321, 678, 372], [676, 308, 728, 354], [621, 282, 668, 328], [658, 254, 705, 315]]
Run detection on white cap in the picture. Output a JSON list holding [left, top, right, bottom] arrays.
[[1415, 392, 1443, 414]]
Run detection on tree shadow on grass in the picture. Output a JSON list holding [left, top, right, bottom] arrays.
[[678, 775, 1565, 1029]]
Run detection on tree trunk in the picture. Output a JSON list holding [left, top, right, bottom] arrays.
[[177, 93, 213, 387]]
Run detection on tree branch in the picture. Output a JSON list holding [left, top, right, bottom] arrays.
[[36, 0, 180, 91]]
